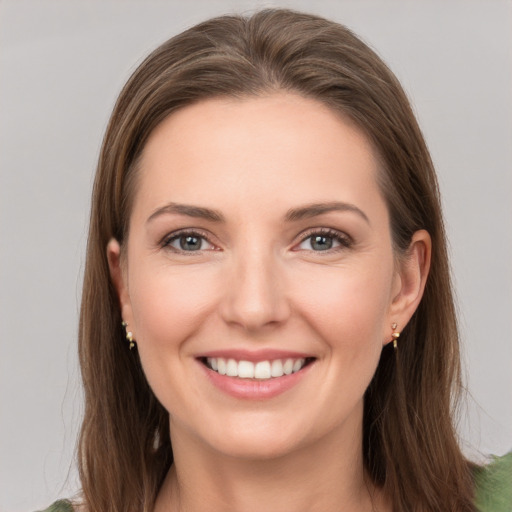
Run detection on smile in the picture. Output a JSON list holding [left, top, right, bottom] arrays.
[[197, 350, 317, 399], [203, 357, 313, 380]]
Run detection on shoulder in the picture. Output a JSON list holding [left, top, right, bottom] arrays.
[[474, 452, 512, 512], [36, 500, 74, 512]]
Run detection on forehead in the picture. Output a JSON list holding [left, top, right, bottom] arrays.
[[133, 93, 384, 221]]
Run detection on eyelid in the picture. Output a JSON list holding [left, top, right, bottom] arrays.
[[293, 227, 353, 251], [160, 228, 219, 252], [159, 226, 352, 253]]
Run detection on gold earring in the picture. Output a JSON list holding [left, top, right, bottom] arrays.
[[391, 323, 400, 350], [121, 321, 135, 350]]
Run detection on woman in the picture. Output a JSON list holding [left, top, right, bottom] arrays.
[[42, 8, 510, 512]]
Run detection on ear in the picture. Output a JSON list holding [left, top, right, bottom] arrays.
[[386, 229, 431, 343], [107, 238, 134, 331]]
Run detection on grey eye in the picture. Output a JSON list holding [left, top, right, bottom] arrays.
[[310, 235, 333, 251], [168, 234, 209, 251], [295, 229, 352, 253], [299, 234, 338, 251], [180, 235, 202, 251]]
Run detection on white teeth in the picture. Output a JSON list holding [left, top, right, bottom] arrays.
[[283, 359, 294, 375], [238, 360, 255, 378], [217, 358, 227, 375], [293, 358, 305, 372], [226, 359, 238, 377], [205, 357, 309, 379], [270, 359, 284, 377], [254, 361, 271, 379]]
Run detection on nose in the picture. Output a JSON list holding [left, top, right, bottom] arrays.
[[219, 248, 291, 332]]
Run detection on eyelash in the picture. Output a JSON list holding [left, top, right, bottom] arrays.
[[161, 228, 352, 254], [295, 228, 353, 253], [161, 229, 215, 253]]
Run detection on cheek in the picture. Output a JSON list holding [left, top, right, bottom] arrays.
[[129, 264, 221, 349], [290, 260, 394, 365], [295, 263, 394, 415], [262, 260, 394, 436], [126, 264, 223, 413]]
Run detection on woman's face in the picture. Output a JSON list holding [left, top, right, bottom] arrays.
[[110, 94, 425, 460]]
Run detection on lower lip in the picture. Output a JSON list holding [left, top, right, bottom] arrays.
[[198, 360, 314, 400]]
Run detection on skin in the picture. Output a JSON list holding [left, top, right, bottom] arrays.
[[108, 93, 431, 512]]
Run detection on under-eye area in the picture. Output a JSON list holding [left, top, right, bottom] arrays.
[[198, 357, 316, 380]]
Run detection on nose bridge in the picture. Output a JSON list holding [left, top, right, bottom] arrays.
[[221, 239, 289, 331]]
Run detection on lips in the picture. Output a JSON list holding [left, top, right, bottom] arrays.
[[196, 350, 316, 399]]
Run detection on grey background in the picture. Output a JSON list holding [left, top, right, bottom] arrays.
[[1, 1, 511, 510]]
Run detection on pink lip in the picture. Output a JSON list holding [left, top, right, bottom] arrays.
[[196, 348, 313, 363], [196, 356, 315, 400]]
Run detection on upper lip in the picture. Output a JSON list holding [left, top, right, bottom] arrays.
[[196, 349, 315, 362]]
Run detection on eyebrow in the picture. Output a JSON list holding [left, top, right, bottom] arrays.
[[147, 202, 225, 224], [146, 200, 369, 225], [285, 201, 370, 224]]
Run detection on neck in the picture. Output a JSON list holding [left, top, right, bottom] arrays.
[[154, 411, 388, 512]]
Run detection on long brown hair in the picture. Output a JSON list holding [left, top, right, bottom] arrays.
[[78, 9, 475, 511]]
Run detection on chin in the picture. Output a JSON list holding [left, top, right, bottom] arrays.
[[195, 415, 320, 462], [210, 434, 303, 461]]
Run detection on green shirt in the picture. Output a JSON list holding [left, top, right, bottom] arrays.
[[38, 501, 73, 512], [474, 452, 512, 511], [38, 452, 512, 512]]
